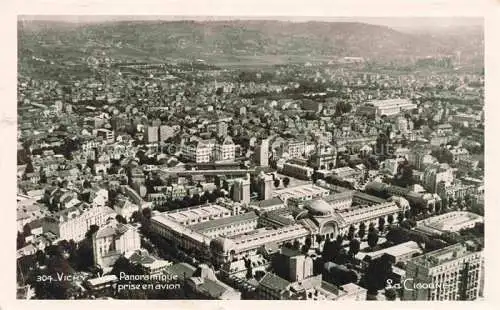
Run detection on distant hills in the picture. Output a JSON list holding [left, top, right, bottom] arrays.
[[18, 20, 484, 65]]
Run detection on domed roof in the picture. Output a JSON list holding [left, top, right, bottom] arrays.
[[305, 199, 333, 217]]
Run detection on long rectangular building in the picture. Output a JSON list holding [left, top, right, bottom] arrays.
[[273, 184, 330, 204], [359, 99, 417, 117], [160, 204, 232, 226], [415, 211, 484, 235], [189, 211, 259, 238], [211, 224, 312, 264]]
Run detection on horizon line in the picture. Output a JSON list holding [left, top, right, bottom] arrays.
[[17, 15, 483, 30]]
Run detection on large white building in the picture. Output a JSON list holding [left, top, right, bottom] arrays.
[[355, 241, 423, 263], [96, 128, 115, 144], [423, 163, 454, 193], [182, 137, 236, 163], [415, 211, 484, 235], [92, 221, 141, 268], [214, 136, 236, 161], [43, 203, 116, 242], [273, 184, 330, 204], [258, 172, 274, 201], [256, 138, 269, 167], [360, 99, 417, 117], [210, 224, 311, 264], [189, 211, 259, 239], [311, 143, 337, 170], [145, 126, 159, 143], [149, 195, 405, 266], [403, 242, 483, 300], [285, 140, 307, 159], [299, 199, 403, 238], [150, 204, 235, 251], [181, 140, 213, 163], [232, 176, 251, 204]]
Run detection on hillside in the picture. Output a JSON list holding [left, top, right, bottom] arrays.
[[18, 20, 484, 65]]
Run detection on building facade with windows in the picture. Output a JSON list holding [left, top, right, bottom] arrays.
[[402, 243, 483, 301], [92, 222, 141, 268], [43, 203, 116, 242]]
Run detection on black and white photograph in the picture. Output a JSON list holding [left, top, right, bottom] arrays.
[[10, 3, 493, 303]]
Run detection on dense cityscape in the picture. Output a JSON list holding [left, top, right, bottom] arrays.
[[16, 17, 484, 301]]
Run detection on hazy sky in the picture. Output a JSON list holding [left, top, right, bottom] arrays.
[[19, 15, 483, 31]]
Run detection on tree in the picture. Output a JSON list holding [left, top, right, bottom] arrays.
[[24, 160, 34, 174], [191, 193, 201, 206], [322, 238, 341, 262], [363, 255, 393, 295], [397, 212, 404, 223], [66, 240, 78, 264], [205, 190, 217, 203], [83, 180, 92, 188], [85, 225, 99, 239], [312, 168, 319, 184], [273, 179, 280, 188], [17, 232, 26, 249], [333, 247, 351, 265], [386, 227, 410, 244], [400, 220, 412, 230], [75, 240, 94, 270], [130, 211, 141, 223], [142, 207, 152, 220], [378, 217, 386, 233], [348, 239, 361, 257], [23, 223, 32, 237], [393, 160, 414, 187], [45, 244, 64, 258], [316, 234, 325, 248], [36, 254, 73, 299], [39, 169, 47, 184], [448, 196, 455, 209], [244, 258, 253, 279], [182, 195, 193, 208], [116, 214, 127, 224], [435, 201, 442, 214], [111, 256, 145, 278], [336, 234, 343, 245], [214, 188, 225, 198], [199, 194, 208, 204], [283, 177, 290, 187], [404, 210, 411, 219], [347, 225, 356, 240], [305, 236, 312, 249], [367, 230, 379, 249], [35, 249, 46, 266], [358, 222, 366, 240], [387, 214, 394, 225]]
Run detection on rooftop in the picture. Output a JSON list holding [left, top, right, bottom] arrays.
[[162, 204, 231, 223], [259, 272, 290, 292], [273, 184, 330, 201], [189, 211, 258, 232], [355, 241, 422, 261], [409, 243, 481, 268]]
